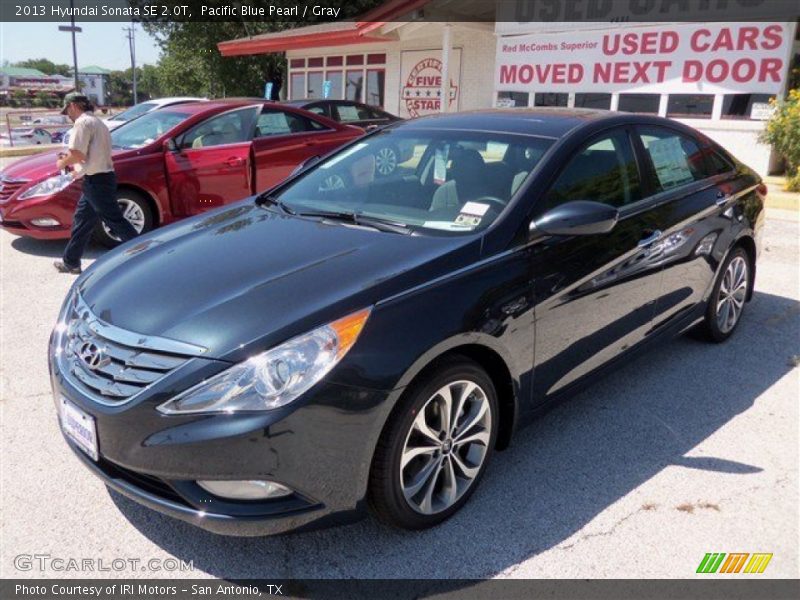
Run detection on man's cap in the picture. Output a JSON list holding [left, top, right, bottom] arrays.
[[61, 92, 90, 114]]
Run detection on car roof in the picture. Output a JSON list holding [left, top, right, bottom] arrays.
[[399, 108, 630, 139], [156, 99, 256, 115]]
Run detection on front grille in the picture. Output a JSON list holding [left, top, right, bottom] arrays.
[[0, 176, 29, 203], [55, 293, 205, 406]]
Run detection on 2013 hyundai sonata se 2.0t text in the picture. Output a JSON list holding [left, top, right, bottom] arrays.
[[50, 109, 764, 536]]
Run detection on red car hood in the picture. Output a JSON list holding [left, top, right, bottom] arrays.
[[3, 148, 136, 183], [3, 149, 63, 182]]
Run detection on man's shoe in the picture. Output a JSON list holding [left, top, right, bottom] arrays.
[[53, 260, 81, 274]]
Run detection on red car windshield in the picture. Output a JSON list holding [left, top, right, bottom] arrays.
[[110, 110, 192, 150]]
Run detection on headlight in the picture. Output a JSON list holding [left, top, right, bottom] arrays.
[[19, 173, 74, 200], [157, 308, 371, 415]]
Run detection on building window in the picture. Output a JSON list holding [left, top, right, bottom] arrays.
[[366, 69, 385, 107], [721, 94, 775, 120], [618, 93, 660, 114], [496, 91, 529, 108], [534, 93, 568, 107], [667, 94, 714, 119], [575, 93, 611, 109], [346, 69, 363, 101], [290, 73, 305, 100], [290, 54, 385, 104], [326, 71, 344, 99], [307, 71, 324, 98]]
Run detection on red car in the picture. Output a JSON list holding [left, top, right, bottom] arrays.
[[0, 100, 362, 245]]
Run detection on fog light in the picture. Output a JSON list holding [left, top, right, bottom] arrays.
[[196, 479, 292, 500], [695, 232, 718, 256], [31, 217, 60, 227]]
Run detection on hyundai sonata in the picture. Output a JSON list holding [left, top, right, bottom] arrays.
[[50, 109, 764, 535]]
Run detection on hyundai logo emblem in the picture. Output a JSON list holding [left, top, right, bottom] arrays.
[[77, 341, 107, 370]]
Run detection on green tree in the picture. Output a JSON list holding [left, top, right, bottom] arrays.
[[133, 0, 381, 98], [761, 89, 800, 191], [13, 58, 72, 76]]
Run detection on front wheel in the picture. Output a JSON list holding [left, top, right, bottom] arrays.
[[699, 246, 752, 342], [368, 357, 498, 530], [92, 190, 153, 247]]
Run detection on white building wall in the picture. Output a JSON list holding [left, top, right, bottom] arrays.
[[285, 24, 496, 117]]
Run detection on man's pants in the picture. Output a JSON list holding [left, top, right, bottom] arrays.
[[63, 171, 139, 268]]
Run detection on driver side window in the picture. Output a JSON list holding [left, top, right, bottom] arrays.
[[179, 108, 257, 149], [541, 130, 642, 213]]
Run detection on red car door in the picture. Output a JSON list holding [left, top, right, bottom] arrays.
[[252, 107, 361, 192], [165, 105, 260, 216]]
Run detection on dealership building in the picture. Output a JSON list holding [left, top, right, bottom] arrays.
[[219, 1, 799, 175]]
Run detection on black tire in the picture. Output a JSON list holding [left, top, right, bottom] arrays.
[[92, 189, 153, 248], [698, 246, 752, 343], [368, 356, 498, 530]]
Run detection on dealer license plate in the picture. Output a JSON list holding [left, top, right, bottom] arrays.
[[60, 397, 98, 461]]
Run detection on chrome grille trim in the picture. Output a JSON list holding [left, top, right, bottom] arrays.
[[55, 293, 207, 406]]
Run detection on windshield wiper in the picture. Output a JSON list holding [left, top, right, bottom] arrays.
[[296, 210, 411, 235], [256, 193, 295, 215]]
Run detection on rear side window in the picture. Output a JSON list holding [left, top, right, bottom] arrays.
[[541, 130, 642, 212], [335, 103, 371, 123], [255, 109, 326, 137], [707, 148, 735, 175], [637, 126, 713, 191]]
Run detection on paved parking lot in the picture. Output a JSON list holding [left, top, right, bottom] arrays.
[[0, 156, 797, 578]]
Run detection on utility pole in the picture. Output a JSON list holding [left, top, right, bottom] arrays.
[[58, 0, 82, 92], [123, 24, 137, 104]]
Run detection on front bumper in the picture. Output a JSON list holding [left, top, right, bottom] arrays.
[[52, 363, 399, 536], [0, 187, 80, 239]]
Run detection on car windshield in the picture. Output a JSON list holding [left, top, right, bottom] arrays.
[[274, 129, 553, 234], [111, 102, 157, 122], [110, 110, 191, 149]]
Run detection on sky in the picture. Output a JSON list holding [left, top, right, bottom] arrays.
[[1, 22, 161, 71]]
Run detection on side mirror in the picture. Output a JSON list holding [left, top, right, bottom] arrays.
[[531, 200, 619, 238], [163, 138, 178, 153], [291, 155, 321, 176]]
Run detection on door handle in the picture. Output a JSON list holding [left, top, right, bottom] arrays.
[[225, 157, 245, 167], [637, 230, 662, 248]]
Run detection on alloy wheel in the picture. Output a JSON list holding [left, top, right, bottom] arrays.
[[400, 380, 492, 515], [102, 198, 146, 241], [716, 255, 748, 334]]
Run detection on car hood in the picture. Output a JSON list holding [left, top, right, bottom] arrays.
[[77, 201, 476, 360], [2, 149, 63, 181], [3, 147, 139, 183]]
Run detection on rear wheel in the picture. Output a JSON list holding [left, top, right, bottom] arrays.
[[699, 246, 751, 342], [369, 357, 498, 530], [93, 190, 153, 247]]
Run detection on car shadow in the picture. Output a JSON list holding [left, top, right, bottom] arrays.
[[110, 290, 799, 579], [10, 236, 105, 260]]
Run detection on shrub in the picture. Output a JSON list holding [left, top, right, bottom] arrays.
[[761, 89, 800, 191]]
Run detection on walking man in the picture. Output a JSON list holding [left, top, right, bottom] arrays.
[[53, 93, 138, 274]]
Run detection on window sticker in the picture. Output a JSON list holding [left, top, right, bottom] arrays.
[[422, 220, 475, 231], [454, 201, 490, 228], [433, 144, 449, 185], [647, 137, 694, 189]]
